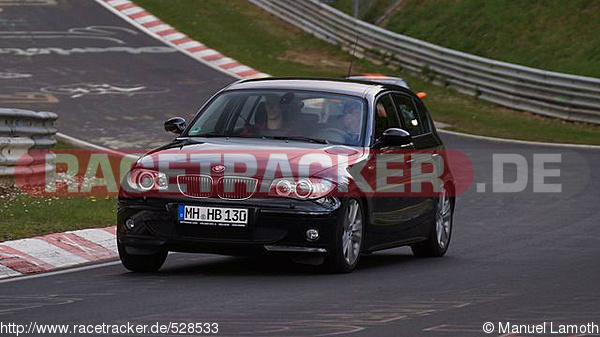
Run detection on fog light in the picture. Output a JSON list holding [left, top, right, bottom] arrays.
[[125, 218, 135, 230], [314, 196, 337, 208], [306, 229, 319, 242]]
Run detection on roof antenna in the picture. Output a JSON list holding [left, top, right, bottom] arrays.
[[346, 36, 359, 77]]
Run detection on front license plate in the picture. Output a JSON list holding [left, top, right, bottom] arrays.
[[177, 205, 248, 227]]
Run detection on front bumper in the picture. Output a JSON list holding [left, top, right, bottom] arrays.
[[117, 196, 341, 255]]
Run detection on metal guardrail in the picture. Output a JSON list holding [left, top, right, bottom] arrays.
[[249, 0, 600, 124], [0, 108, 57, 177]]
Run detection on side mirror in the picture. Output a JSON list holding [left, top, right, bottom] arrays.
[[416, 92, 427, 100], [378, 128, 412, 147], [164, 117, 186, 134]]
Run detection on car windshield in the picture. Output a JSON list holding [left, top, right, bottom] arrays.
[[186, 90, 366, 146]]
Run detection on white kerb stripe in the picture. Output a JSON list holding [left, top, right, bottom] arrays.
[[3, 239, 88, 268], [0, 264, 20, 279], [230, 65, 251, 73], [121, 6, 144, 15], [149, 24, 172, 33], [213, 57, 235, 66], [72, 229, 117, 253], [164, 33, 186, 41], [135, 15, 158, 24], [107, 0, 130, 6], [194, 49, 219, 57], [179, 41, 201, 49]]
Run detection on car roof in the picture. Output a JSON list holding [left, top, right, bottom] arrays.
[[225, 77, 413, 98]]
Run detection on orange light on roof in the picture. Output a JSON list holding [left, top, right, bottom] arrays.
[[417, 92, 427, 99], [360, 73, 387, 79]]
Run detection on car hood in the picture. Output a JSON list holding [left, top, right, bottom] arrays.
[[138, 137, 365, 180]]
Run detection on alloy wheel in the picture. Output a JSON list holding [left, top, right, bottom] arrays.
[[342, 199, 363, 266], [436, 188, 452, 248]]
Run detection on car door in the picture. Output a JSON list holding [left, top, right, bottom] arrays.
[[391, 92, 441, 233], [366, 93, 424, 248]]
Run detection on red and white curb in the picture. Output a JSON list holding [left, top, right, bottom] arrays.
[[96, 0, 270, 80], [0, 227, 117, 279]]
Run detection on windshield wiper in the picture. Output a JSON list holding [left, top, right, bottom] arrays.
[[188, 133, 226, 137], [262, 135, 329, 144], [188, 134, 329, 144]]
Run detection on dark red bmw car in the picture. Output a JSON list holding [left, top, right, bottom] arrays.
[[117, 78, 456, 273]]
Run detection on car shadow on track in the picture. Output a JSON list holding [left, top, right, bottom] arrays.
[[117, 248, 446, 277]]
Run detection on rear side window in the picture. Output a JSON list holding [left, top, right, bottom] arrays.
[[414, 99, 432, 134], [391, 93, 423, 136]]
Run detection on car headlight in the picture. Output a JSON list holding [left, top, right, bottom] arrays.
[[269, 178, 335, 200], [124, 169, 169, 192]]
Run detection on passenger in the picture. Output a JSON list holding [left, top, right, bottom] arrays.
[[343, 101, 362, 145]]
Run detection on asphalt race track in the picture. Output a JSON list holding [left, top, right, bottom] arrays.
[[0, 0, 234, 149], [2, 1, 600, 336]]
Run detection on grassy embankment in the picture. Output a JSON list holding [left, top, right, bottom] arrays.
[[333, 0, 600, 77], [380, 0, 600, 78]]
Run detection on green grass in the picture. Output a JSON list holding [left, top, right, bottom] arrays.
[[0, 194, 116, 241], [330, 0, 354, 17], [134, 0, 600, 145], [383, 0, 600, 78], [0, 139, 117, 242]]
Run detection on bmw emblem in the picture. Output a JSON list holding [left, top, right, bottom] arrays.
[[212, 165, 225, 173]]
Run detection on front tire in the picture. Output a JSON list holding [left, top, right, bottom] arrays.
[[324, 198, 364, 273], [118, 241, 168, 272], [411, 186, 453, 257]]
